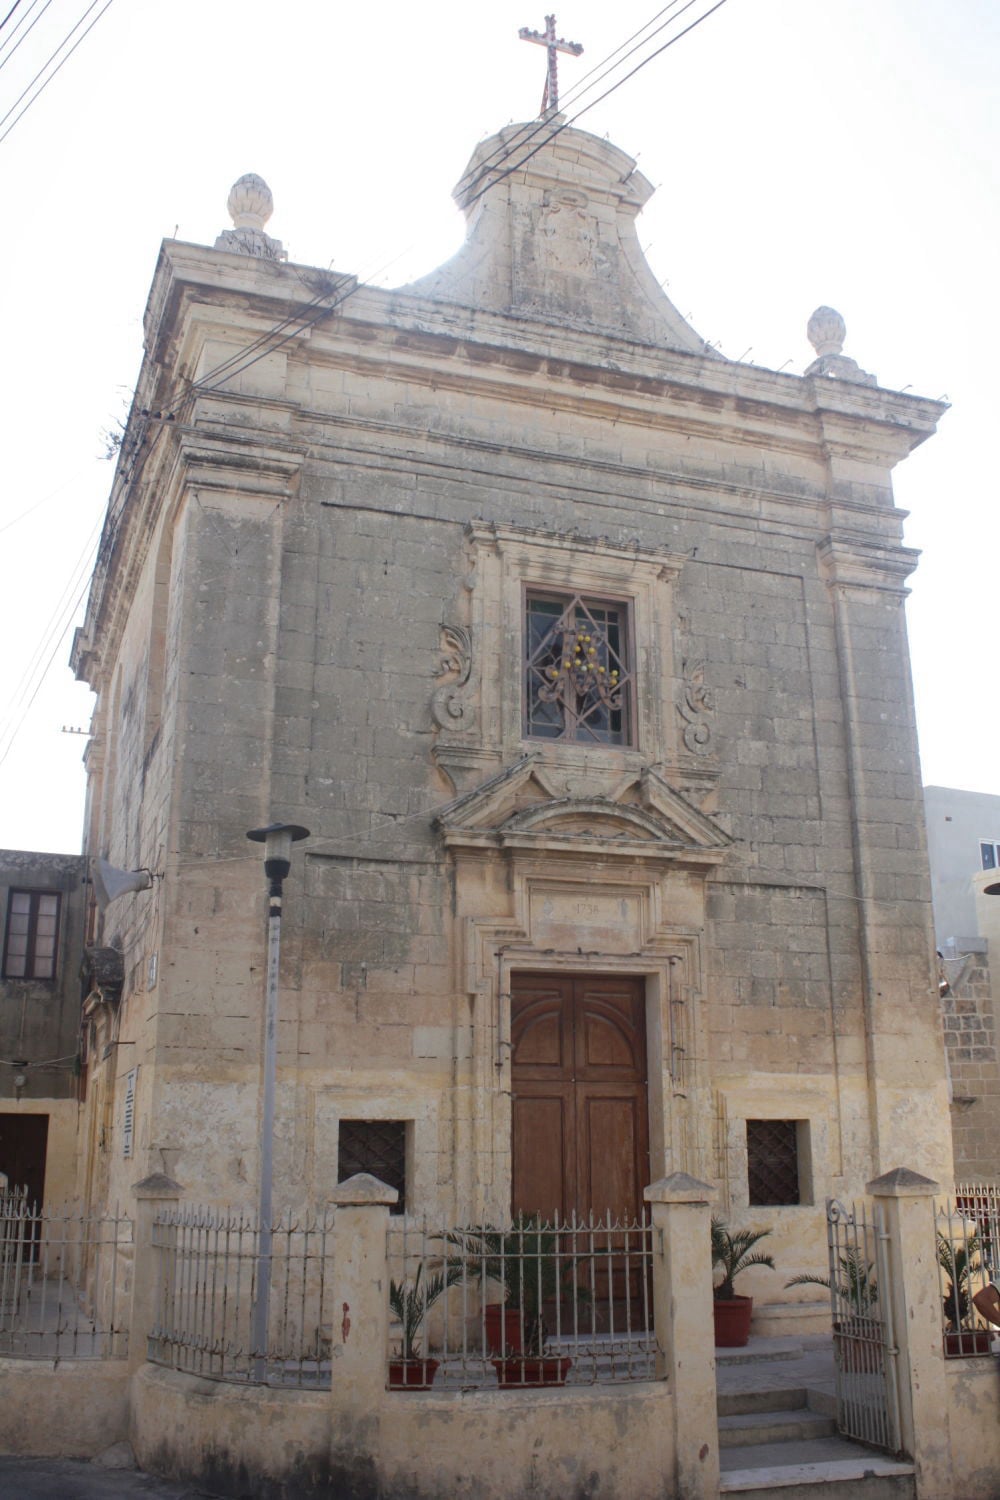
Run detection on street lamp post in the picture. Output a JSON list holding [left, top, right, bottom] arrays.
[[246, 820, 309, 1381]]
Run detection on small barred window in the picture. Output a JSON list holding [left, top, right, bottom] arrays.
[[338, 1120, 406, 1215], [525, 592, 633, 746], [747, 1119, 801, 1207]]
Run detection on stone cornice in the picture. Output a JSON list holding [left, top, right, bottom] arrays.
[[147, 241, 945, 475], [817, 532, 920, 595]]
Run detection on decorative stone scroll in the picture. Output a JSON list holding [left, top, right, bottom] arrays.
[[431, 625, 474, 731], [677, 660, 714, 755]]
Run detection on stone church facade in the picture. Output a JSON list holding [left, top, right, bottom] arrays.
[[71, 122, 953, 1295]]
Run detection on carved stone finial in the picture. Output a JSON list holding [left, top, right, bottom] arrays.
[[807, 305, 846, 357], [214, 173, 287, 262], [804, 304, 876, 387]]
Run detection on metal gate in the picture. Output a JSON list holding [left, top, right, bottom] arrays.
[[825, 1198, 902, 1454]]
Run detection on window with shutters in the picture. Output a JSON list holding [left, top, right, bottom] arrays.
[[2, 890, 61, 979], [338, 1119, 407, 1215]]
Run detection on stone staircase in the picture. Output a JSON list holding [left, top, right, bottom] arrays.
[[716, 1337, 916, 1500]]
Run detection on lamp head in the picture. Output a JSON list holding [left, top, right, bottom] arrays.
[[246, 822, 310, 886]]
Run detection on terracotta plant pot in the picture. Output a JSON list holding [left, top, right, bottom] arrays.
[[492, 1355, 571, 1388], [713, 1294, 753, 1347], [388, 1357, 440, 1389], [944, 1329, 993, 1358], [484, 1303, 523, 1355]]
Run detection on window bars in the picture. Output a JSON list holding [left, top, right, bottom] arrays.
[[0, 1190, 130, 1359], [525, 593, 633, 745], [150, 1206, 334, 1388], [938, 1185, 1000, 1357], [385, 1212, 656, 1390]]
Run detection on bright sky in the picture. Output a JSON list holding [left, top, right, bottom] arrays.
[[0, 0, 996, 853]]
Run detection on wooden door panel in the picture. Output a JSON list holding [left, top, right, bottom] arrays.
[[511, 984, 570, 1075], [512, 975, 648, 1223], [578, 1093, 642, 1221], [575, 980, 647, 1077], [512, 1094, 571, 1220]]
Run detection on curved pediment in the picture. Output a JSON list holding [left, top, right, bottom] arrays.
[[500, 798, 675, 845], [436, 755, 731, 865]]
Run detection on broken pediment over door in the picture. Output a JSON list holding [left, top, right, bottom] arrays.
[[435, 752, 731, 869]]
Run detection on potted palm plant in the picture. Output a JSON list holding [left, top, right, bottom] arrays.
[[446, 1217, 574, 1386], [711, 1217, 776, 1347], [938, 1230, 991, 1357], [786, 1245, 881, 1372], [388, 1263, 457, 1389]]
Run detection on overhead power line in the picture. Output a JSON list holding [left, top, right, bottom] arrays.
[[0, 0, 52, 72], [0, 0, 25, 36], [461, 0, 732, 212], [0, 0, 734, 769], [0, 0, 116, 146], [453, 1, 688, 200]]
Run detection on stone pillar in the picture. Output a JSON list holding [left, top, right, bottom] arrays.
[[818, 534, 953, 1183], [327, 1173, 397, 1422], [868, 1167, 952, 1498], [129, 1171, 183, 1375], [645, 1173, 719, 1500]]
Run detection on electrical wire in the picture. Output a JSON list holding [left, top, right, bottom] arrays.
[[0, 0, 52, 73], [461, 0, 732, 213], [0, 1, 732, 774], [0, 0, 116, 147], [453, 1, 687, 201], [0, 511, 102, 769], [0, 0, 25, 36]]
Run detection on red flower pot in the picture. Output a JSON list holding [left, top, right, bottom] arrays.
[[713, 1295, 753, 1347], [944, 1329, 992, 1359], [492, 1355, 571, 1388], [388, 1357, 440, 1389], [484, 1303, 523, 1355]]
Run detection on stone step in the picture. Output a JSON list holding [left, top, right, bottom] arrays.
[[720, 1440, 916, 1500], [717, 1385, 808, 1418], [714, 1336, 805, 1366], [719, 1407, 836, 1448]]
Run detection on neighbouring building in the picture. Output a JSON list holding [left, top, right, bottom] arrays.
[[924, 785, 1000, 1179], [0, 849, 86, 1207], [70, 119, 954, 1315]]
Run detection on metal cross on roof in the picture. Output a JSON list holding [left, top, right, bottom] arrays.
[[518, 13, 583, 117]]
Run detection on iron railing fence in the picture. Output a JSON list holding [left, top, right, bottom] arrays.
[[386, 1212, 657, 1390], [0, 1190, 131, 1359], [150, 1206, 335, 1388], [825, 1198, 901, 1455], [937, 1186, 1000, 1357]]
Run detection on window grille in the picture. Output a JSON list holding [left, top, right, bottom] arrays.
[[338, 1120, 406, 1215], [747, 1119, 800, 1206], [2, 890, 60, 980], [525, 592, 633, 745]]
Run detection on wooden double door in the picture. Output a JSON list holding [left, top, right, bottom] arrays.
[[511, 974, 649, 1224]]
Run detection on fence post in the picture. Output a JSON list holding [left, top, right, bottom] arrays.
[[645, 1172, 720, 1500], [129, 1172, 183, 1374], [328, 1172, 397, 1419], [868, 1167, 951, 1498]]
